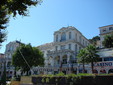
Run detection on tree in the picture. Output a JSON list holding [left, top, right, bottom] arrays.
[[12, 44, 44, 75], [0, 7, 8, 47], [1, 62, 6, 85], [85, 44, 99, 73], [102, 35, 113, 48], [0, 29, 7, 47], [0, 0, 42, 47], [77, 48, 87, 73], [89, 36, 100, 46], [0, 0, 42, 17], [0, 7, 9, 29]]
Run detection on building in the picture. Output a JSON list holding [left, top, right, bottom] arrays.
[[99, 24, 113, 48], [5, 40, 21, 78], [36, 26, 90, 74], [91, 24, 113, 74], [93, 48, 113, 74]]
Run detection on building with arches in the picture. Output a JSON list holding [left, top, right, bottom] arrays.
[[93, 48, 113, 74], [4, 25, 113, 75], [36, 26, 90, 74]]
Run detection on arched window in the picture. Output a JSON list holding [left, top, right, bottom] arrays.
[[62, 55, 67, 64], [70, 56, 73, 63], [70, 56, 77, 64], [69, 32, 71, 39], [61, 32, 66, 41], [55, 56, 60, 64], [93, 69, 98, 74], [100, 69, 106, 74], [108, 69, 113, 74], [56, 35, 58, 42]]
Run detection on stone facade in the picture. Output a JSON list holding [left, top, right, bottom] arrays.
[[36, 26, 90, 74]]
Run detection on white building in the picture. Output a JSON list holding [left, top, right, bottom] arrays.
[[36, 26, 90, 74], [93, 48, 113, 74], [92, 24, 113, 74], [35, 25, 113, 74], [99, 24, 113, 48], [4, 25, 113, 75], [5, 41, 21, 78]]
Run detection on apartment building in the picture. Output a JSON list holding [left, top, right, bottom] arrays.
[[99, 24, 113, 48]]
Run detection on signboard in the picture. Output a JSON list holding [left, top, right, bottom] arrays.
[[94, 62, 113, 67]]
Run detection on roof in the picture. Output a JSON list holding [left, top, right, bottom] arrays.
[[99, 24, 113, 29]]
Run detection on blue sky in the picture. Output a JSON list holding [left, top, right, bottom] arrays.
[[1, 0, 113, 53]]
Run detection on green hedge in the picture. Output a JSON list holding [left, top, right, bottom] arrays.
[[32, 73, 113, 85]]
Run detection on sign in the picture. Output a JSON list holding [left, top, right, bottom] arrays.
[[94, 62, 113, 67]]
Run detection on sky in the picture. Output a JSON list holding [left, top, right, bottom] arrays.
[[1, 0, 113, 53]]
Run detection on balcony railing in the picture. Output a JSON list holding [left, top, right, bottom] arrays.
[[47, 49, 74, 55], [53, 63, 77, 68]]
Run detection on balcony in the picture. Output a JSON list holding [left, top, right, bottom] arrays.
[[54, 63, 77, 68], [47, 49, 75, 55]]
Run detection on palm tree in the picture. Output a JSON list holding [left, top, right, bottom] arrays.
[[77, 48, 87, 73], [102, 35, 113, 48], [86, 44, 99, 73]]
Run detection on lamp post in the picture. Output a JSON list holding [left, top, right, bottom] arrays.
[[77, 64, 80, 74]]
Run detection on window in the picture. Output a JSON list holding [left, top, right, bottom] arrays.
[[75, 44, 77, 52], [55, 56, 60, 64], [69, 44, 71, 50], [85, 41, 87, 46], [70, 56, 73, 64], [109, 27, 113, 30], [69, 32, 71, 39], [75, 33, 77, 41], [104, 57, 113, 61], [70, 56, 76, 64], [60, 45, 65, 50], [61, 32, 66, 42], [103, 29, 106, 32], [110, 57, 113, 61], [99, 58, 102, 61], [56, 35, 58, 42], [79, 36, 81, 43], [62, 56, 67, 64], [79, 46, 81, 50], [55, 46, 58, 51], [83, 39, 84, 45], [104, 57, 110, 61]]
